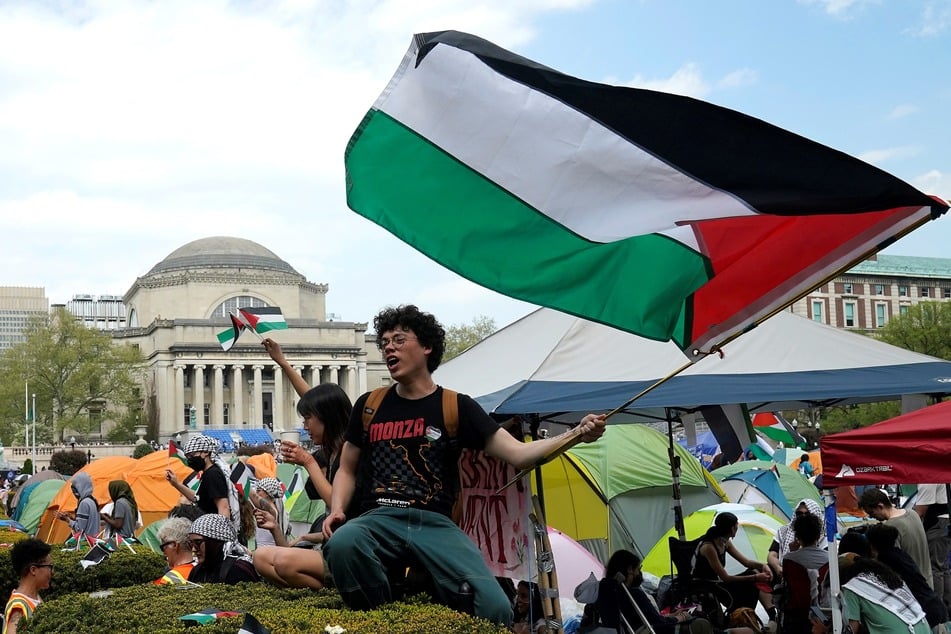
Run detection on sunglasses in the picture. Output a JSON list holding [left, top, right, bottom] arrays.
[[189, 538, 207, 549], [159, 541, 178, 551]]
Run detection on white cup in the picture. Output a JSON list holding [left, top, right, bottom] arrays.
[[280, 430, 301, 445]]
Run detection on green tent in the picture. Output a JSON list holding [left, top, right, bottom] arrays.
[[16, 479, 65, 536], [712, 460, 821, 514], [539, 425, 726, 561]]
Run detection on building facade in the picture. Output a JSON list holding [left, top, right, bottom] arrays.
[[106, 236, 389, 444], [66, 294, 127, 330], [0, 287, 48, 352], [789, 255, 951, 332]]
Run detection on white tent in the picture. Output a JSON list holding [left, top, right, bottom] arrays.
[[434, 308, 951, 417]]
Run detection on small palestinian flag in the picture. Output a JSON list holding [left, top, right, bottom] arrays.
[[230, 461, 254, 501], [112, 532, 137, 554], [238, 307, 287, 334], [238, 613, 272, 634], [169, 439, 188, 466], [179, 608, 243, 626], [217, 313, 247, 351]]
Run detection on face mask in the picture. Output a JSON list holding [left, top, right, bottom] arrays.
[[187, 456, 206, 471]]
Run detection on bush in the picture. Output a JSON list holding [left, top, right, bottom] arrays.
[[0, 529, 30, 546], [22, 459, 33, 475], [132, 443, 155, 459], [0, 544, 166, 601], [49, 450, 88, 476], [21, 584, 509, 634]]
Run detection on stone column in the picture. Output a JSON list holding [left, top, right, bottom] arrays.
[[213, 365, 225, 427], [273, 368, 285, 432], [309, 365, 323, 386], [174, 364, 185, 430], [232, 365, 244, 425], [328, 365, 340, 387], [193, 365, 206, 427], [252, 365, 264, 427], [357, 360, 367, 395], [345, 365, 357, 401]]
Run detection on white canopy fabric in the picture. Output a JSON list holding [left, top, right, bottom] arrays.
[[434, 308, 951, 416]]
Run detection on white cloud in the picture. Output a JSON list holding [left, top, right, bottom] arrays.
[[625, 62, 710, 98], [913, 169, 951, 201], [797, 0, 880, 19], [856, 145, 920, 166], [887, 104, 919, 119], [905, 2, 951, 37], [717, 68, 758, 90]]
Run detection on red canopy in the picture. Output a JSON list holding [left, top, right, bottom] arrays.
[[821, 400, 951, 487]]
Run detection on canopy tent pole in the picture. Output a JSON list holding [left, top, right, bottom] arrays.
[[666, 408, 686, 541], [823, 487, 844, 634]]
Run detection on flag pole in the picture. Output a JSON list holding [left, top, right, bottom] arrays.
[[232, 311, 265, 342]]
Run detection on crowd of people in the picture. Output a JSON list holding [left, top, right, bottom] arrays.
[[5, 303, 948, 634], [3, 305, 606, 633]]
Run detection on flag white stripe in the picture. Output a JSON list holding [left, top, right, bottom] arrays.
[[377, 42, 756, 245]]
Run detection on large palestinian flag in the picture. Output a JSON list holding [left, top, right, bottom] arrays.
[[345, 30, 947, 352]]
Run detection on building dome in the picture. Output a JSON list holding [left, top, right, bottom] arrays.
[[146, 237, 299, 276]]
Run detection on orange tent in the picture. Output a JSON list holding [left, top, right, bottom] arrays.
[[38, 456, 137, 544], [123, 449, 194, 530], [246, 452, 277, 479], [37, 452, 194, 544]]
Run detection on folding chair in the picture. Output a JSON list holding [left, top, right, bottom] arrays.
[[776, 559, 829, 634], [666, 536, 732, 627]]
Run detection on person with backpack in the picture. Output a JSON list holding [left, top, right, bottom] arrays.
[[321, 305, 606, 627]]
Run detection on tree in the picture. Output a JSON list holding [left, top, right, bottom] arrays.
[[49, 450, 88, 476], [443, 315, 497, 362], [132, 443, 155, 459], [878, 301, 951, 360], [0, 308, 145, 445]]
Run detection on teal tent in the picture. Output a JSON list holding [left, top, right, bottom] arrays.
[[712, 460, 820, 521], [15, 479, 66, 536]]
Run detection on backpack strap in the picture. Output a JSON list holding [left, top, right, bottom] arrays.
[[362, 385, 393, 430], [441, 388, 458, 438]]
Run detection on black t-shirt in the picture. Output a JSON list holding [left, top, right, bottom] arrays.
[[195, 464, 229, 515], [345, 386, 499, 517]]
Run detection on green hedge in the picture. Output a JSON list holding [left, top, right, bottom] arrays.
[[0, 545, 166, 600], [20, 584, 510, 634]]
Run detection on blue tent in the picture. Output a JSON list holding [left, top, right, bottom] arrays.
[[716, 468, 793, 519]]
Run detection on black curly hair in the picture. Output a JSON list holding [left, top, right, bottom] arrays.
[[373, 305, 446, 373]]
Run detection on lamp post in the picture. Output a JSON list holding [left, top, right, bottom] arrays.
[[31, 393, 36, 475]]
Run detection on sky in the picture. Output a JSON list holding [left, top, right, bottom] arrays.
[[2, 0, 949, 330]]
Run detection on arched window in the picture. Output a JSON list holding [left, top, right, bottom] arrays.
[[211, 296, 270, 318]]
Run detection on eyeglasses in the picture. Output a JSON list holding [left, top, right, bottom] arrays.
[[33, 563, 54, 570], [377, 334, 417, 351], [159, 541, 178, 551]]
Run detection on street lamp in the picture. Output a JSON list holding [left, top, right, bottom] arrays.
[[31, 393, 36, 475]]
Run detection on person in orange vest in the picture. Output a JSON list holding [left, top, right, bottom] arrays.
[[153, 517, 195, 585], [3, 538, 53, 634]]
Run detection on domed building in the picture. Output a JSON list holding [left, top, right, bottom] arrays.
[[114, 236, 387, 445]]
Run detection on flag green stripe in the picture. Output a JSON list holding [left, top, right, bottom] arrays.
[[255, 322, 287, 333], [216, 330, 236, 345], [346, 110, 711, 342]]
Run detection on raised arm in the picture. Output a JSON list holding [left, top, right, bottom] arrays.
[[263, 337, 310, 397], [484, 414, 606, 469]]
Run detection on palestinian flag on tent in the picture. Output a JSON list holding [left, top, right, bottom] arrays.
[[752, 412, 806, 448], [168, 439, 187, 466], [238, 307, 287, 334], [179, 608, 243, 626], [345, 30, 948, 353], [217, 313, 246, 351]]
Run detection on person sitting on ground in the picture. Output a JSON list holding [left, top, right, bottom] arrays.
[[694, 512, 773, 614], [768, 499, 827, 581], [252, 383, 352, 588], [838, 552, 929, 634], [52, 472, 101, 540], [4, 538, 53, 634], [781, 512, 829, 604], [187, 514, 258, 584], [511, 580, 545, 634], [153, 517, 196, 585], [866, 523, 948, 630], [102, 480, 139, 539], [859, 487, 934, 590], [250, 477, 290, 548], [595, 549, 754, 634]]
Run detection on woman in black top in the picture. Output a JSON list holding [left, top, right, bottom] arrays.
[[693, 512, 772, 611]]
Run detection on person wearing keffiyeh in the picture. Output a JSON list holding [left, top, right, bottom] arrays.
[[767, 498, 827, 580], [165, 435, 242, 540], [187, 514, 258, 584], [839, 553, 929, 634]]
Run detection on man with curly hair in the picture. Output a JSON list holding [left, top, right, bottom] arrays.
[[323, 304, 606, 625]]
